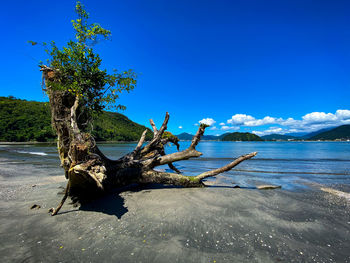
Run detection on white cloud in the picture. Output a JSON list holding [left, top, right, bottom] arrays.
[[226, 114, 281, 127], [281, 117, 298, 126], [221, 126, 240, 131], [252, 130, 264, 136], [266, 127, 283, 133], [252, 127, 285, 136], [250, 109, 350, 136], [245, 116, 280, 126], [252, 127, 291, 136], [210, 126, 218, 130], [335, 109, 350, 120], [199, 118, 216, 126], [302, 112, 337, 124], [223, 109, 350, 135], [196, 109, 350, 137], [178, 126, 183, 129], [227, 114, 255, 125]]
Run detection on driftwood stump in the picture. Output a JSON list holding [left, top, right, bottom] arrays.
[[40, 66, 257, 216]]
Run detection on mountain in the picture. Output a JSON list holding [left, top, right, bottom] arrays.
[[177, 133, 222, 141], [309, 125, 350, 140], [176, 132, 194, 140], [221, 132, 263, 141], [202, 135, 220, 140], [284, 132, 308, 137], [261, 134, 298, 141], [302, 127, 335, 139], [0, 96, 153, 142], [176, 132, 262, 141]]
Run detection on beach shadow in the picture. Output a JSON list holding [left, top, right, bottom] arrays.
[[206, 185, 257, 189], [127, 183, 183, 192], [79, 193, 128, 219], [72, 183, 257, 218]]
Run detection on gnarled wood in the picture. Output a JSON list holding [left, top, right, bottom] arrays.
[[40, 65, 258, 216]]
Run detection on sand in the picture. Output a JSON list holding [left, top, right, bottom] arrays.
[[0, 166, 350, 262]]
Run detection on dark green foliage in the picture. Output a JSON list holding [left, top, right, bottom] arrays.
[[309, 125, 350, 140], [301, 127, 334, 139], [33, 1, 136, 114], [0, 97, 152, 142], [176, 133, 194, 140], [0, 96, 55, 142], [220, 132, 263, 141], [92, 112, 153, 141], [162, 131, 179, 142]]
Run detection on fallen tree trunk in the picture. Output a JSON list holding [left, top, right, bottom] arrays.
[[40, 66, 257, 216]]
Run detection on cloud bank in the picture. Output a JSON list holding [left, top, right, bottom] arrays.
[[197, 110, 350, 136]]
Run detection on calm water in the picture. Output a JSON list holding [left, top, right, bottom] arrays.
[[0, 141, 349, 190]]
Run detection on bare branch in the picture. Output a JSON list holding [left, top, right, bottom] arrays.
[[161, 137, 180, 151], [140, 170, 203, 187], [141, 112, 170, 155], [144, 124, 206, 168], [134, 130, 147, 152], [196, 152, 258, 181], [157, 112, 170, 138], [149, 119, 158, 133], [168, 163, 181, 174], [190, 124, 207, 149], [144, 148, 202, 168], [159, 148, 181, 174], [49, 181, 70, 216]]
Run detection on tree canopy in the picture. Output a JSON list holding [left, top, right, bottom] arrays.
[[34, 1, 136, 114]]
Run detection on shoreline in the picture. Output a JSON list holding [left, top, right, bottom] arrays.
[[1, 173, 349, 262], [1, 140, 350, 145]]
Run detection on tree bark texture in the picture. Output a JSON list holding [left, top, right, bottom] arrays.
[[40, 66, 257, 215]]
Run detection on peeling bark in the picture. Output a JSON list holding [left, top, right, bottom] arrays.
[[40, 65, 258, 216]]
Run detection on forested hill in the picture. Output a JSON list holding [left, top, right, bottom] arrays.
[[0, 96, 153, 142], [309, 125, 350, 140], [220, 132, 263, 141]]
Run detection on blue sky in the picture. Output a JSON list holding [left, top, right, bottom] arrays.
[[1, 0, 349, 135]]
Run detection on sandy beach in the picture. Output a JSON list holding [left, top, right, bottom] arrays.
[[1, 160, 349, 263]]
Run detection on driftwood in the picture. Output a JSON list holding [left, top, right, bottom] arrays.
[[40, 66, 257, 216]]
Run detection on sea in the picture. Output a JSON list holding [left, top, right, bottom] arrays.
[[0, 141, 349, 191]]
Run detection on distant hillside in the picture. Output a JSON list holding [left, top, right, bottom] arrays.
[[261, 134, 298, 141], [302, 127, 335, 139], [309, 125, 350, 140], [177, 132, 262, 141], [284, 132, 308, 137], [177, 133, 222, 141], [176, 132, 194, 140], [202, 135, 220, 140], [0, 96, 153, 142], [221, 132, 263, 141]]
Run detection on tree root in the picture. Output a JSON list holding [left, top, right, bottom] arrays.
[[49, 181, 70, 216]]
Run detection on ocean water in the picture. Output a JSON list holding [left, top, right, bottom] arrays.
[[0, 141, 349, 190]]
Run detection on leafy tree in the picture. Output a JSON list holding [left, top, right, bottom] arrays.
[[35, 1, 136, 114], [34, 1, 257, 217]]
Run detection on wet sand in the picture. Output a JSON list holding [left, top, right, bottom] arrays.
[[1, 165, 350, 262]]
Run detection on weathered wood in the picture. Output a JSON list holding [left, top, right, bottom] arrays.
[[196, 152, 258, 181], [41, 65, 258, 215]]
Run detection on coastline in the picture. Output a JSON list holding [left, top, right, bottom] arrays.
[[1, 141, 349, 262], [1, 140, 350, 145], [1, 164, 349, 262]]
